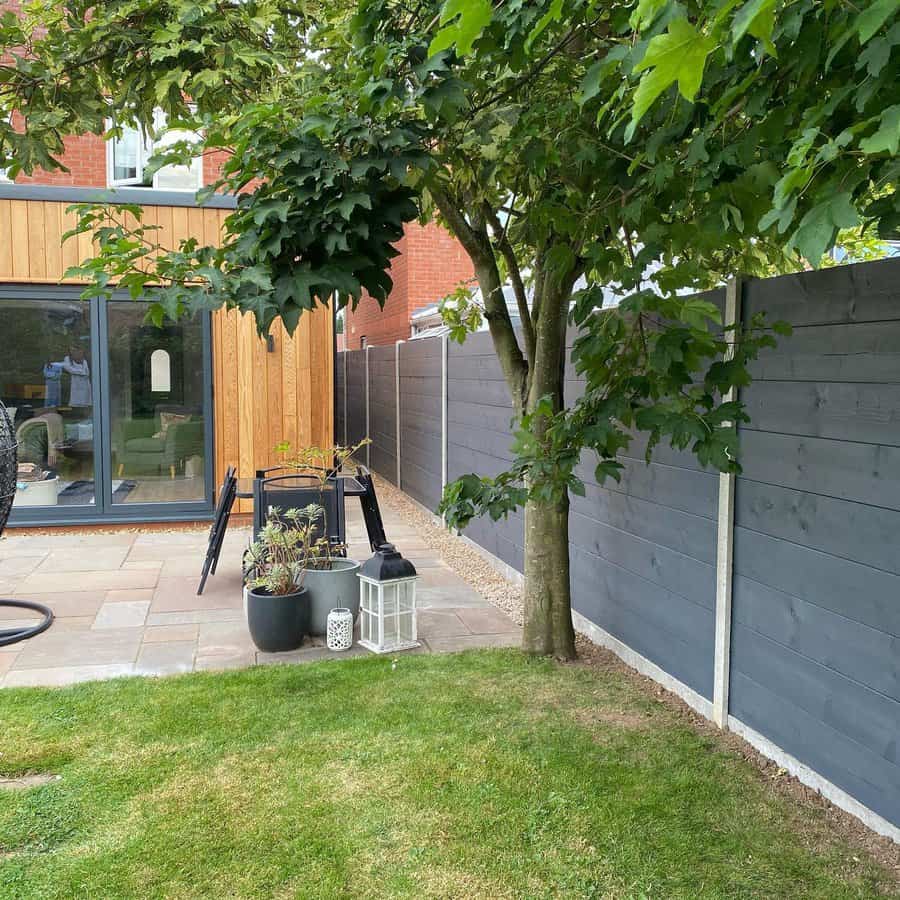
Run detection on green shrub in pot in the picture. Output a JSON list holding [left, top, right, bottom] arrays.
[[244, 505, 322, 652]]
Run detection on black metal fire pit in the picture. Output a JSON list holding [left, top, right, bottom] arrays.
[[0, 400, 53, 646]]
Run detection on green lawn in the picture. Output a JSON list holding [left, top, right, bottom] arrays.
[[0, 650, 894, 899]]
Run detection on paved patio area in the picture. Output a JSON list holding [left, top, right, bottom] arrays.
[[0, 500, 519, 687]]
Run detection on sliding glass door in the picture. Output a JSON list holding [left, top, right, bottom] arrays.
[[2, 288, 213, 524], [107, 302, 208, 506]]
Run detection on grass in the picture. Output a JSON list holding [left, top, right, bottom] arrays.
[[0, 650, 895, 899]]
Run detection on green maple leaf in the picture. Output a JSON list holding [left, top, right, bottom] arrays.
[[860, 104, 900, 155], [629, 19, 715, 135], [429, 0, 492, 57], [789, 192, 859, 265]]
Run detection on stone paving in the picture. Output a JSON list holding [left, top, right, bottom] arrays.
[[0, 499, 520, 687]]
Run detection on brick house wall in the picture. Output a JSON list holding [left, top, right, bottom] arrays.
[[344, 220, 474, 349]]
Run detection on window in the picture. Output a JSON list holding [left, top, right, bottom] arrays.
[[360, 336, 368, 349], [107, 110, 202, 191]]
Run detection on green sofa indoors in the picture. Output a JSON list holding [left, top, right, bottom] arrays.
[[116, 409, 204, 479]]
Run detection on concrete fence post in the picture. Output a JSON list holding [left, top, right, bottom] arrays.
[[364, 346, 371, 469], [713, 276, 742, 728], [342, 351, 348, 446], [441, 333, 448, 513], [395, 340, 403, 487]]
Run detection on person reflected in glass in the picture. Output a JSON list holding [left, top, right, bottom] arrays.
[[60, 344, 91, 408]]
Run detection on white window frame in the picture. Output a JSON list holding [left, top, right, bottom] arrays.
[[106, 109, 203, 192]]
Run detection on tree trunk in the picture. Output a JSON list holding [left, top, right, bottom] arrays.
[[520, 276, 577, 659], [523, 491, 575, 658]]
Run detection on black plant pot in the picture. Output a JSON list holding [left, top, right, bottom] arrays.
[[246, 586, 309, 653]]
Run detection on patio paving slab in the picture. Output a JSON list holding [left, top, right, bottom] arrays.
[[195, 650, 256, 671], [18, 568, 158, 595], [427, 632, 521, 653], [143, 624, 199, 643], [3, 664, 135, 688], [37, 548, 130, 572], [456, 607, 520, 635], [1, 489, 519, 687], [135, 641, 196, 676], [93, 601, 151, 630], [13, 628, 142, 669], [0, 593, 103, 619]]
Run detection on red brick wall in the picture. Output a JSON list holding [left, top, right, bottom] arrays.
[[13, 132, 108, 187], [344, 220, 474, 349]]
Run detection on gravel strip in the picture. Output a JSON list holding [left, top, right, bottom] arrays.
[[373, 475, 524, 625]]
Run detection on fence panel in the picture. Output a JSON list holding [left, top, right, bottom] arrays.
[[447, 332, 524, 572], [345, 349, 367, 448], [399, 339, 443, 510], [368, 345, 397, 483], [730, 259, 900, 828]]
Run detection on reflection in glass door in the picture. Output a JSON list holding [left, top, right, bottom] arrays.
[[107, 302, 208, 504], [0, 298, 97, 509]]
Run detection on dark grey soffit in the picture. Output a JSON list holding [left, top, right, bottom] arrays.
[[0, 183, 237, 209]]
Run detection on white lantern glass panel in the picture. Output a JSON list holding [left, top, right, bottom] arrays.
[[357, 575, 418, 654]]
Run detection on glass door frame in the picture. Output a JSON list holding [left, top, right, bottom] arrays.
[[6, 285, 215, 526]]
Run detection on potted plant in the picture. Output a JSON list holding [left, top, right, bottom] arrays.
[[274, 440, 368, 636], [244, 505, 320, 652], [302, 518, 362, 636]]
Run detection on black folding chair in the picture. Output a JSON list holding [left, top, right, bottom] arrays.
[[252, 472, 347, 551], [197, 465, 237, 595]]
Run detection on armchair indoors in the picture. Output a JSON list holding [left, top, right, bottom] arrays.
[[116, 407, 204, 479]]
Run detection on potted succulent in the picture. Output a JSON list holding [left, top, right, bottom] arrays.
[[244, 505, 321, 652], [274, 440, 368, 636]]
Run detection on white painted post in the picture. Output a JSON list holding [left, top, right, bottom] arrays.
[[342, 350, 348, 446], [441, 332, 449, 517], [713, 276, 742, 728], [395, 340, 403, 487], [365, 345, 371, 468]]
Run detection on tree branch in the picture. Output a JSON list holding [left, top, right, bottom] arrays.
[[483, 202, 535, 366], [431, 184, 529, 410]]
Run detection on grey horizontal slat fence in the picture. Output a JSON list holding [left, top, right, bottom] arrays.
[[730, 260, 900, 829], [337, 255, 900, 838]]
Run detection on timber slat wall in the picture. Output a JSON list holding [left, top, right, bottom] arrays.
[[0, 199, 334, 513], [340, 256, 900, 834]]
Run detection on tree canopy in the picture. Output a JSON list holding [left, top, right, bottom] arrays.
[[2, 0, 897, 655]]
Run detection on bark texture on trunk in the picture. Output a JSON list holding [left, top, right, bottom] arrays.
[[519, 277, 578, 659], [523, 492, 576, 658]]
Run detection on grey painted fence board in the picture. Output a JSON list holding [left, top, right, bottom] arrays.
[[732, 574, 900, 700], [750, 321, 900, 384], [733, 525, 900, 637], [729, 671, 900, 826], [570, 509, 715, 610], [577, 482, 718, 567], [447, 400, 517, 433], [448, 378, 514, 408], [737, 430, 900, 511], [575, 456, 718, 520], [731, 624, 899, 765], [741, 381, 900, 446], [742, 258, 899, 328], [736, 479, 900, 575], [571, 545, 714, 699]]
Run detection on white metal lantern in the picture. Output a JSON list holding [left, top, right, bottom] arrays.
[[326, 607, 353, 651], [357, 543, 419, 654]]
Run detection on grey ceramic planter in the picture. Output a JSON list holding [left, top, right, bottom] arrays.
[[303, 559, 361, 636], [246, 586, 309, 652]]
